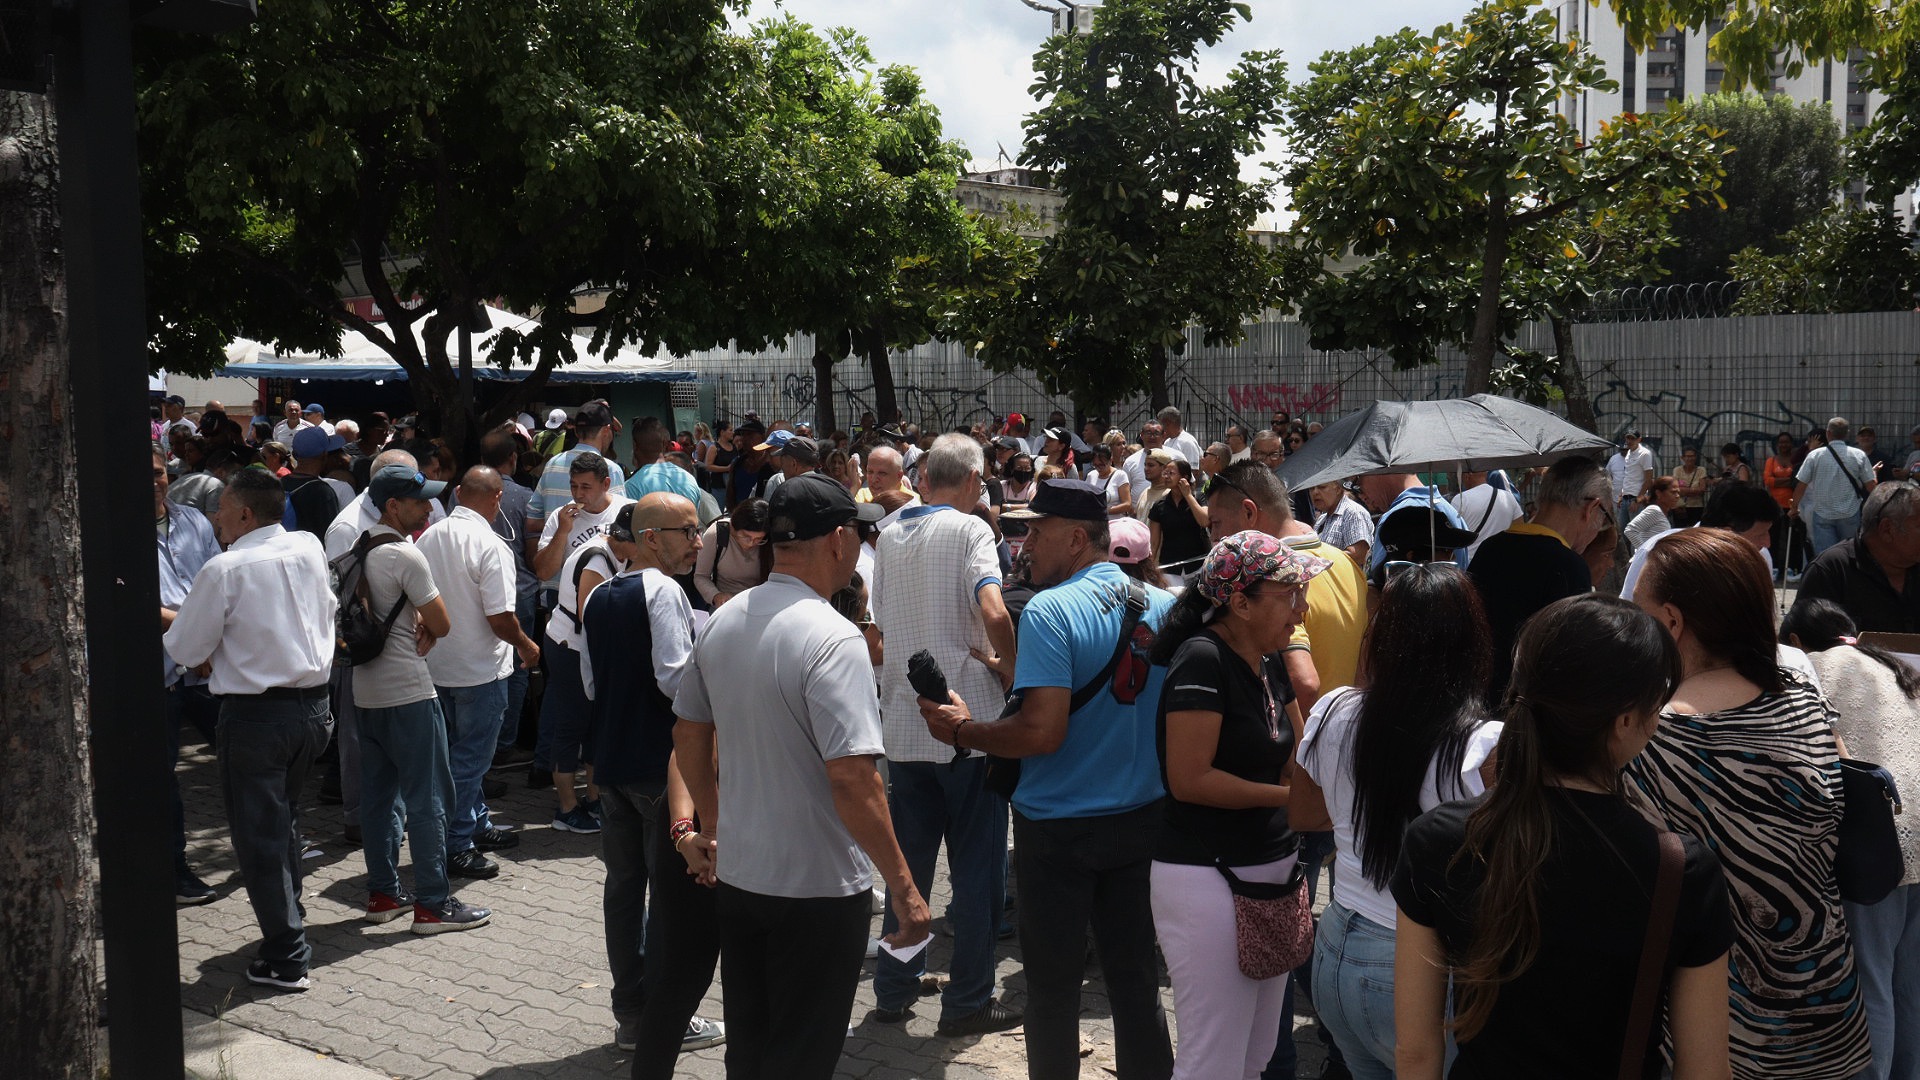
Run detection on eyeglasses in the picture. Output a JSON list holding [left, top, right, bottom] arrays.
[[646, 525, 702, 542]]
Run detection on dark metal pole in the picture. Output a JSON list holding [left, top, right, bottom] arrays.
[[55, 1, 185, 1074]]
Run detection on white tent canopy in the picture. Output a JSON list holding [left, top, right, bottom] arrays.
[[221, 306, 694, 384]]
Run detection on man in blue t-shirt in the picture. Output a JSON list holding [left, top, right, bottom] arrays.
[[918, 478, 1176, 1080]]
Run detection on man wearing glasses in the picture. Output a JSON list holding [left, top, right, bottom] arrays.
[[580, 495, 726, 1066], [1467, 455, 1613, 699], [867, 435, 1023, 1037]]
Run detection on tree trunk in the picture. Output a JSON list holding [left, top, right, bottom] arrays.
[[1466, 202, 1508, 396], [1549, 313, 1597, 433], [863, 328, 898, 433], [1148, 346, 1170, 411], [812, 346, 838, 436], [0, 88, 101, 1080]]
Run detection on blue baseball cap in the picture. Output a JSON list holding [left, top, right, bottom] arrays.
[[368, 464, 446, 506]]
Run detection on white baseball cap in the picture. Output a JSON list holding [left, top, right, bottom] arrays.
[[545, 408, 567, 430]]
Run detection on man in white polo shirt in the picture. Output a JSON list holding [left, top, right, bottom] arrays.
[[417, 466, 541, 880], [868, 435, 1022, 1036], [674, 474, 931, 1079]]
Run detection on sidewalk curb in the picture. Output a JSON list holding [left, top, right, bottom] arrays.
[[184, 1007, 386, 1080]]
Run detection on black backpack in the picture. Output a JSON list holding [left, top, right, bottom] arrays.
[[331, 531, 407, 666]]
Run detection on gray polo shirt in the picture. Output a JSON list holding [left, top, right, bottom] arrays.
[[674, 573, 885, 899]]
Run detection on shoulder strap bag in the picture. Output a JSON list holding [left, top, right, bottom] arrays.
[[1618, 831, 1684, 1080]]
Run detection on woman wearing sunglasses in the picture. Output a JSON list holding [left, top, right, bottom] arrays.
[[1147, 531, 1330, 1079]]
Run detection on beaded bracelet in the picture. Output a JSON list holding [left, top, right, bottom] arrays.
[[669, 818, 697, 845]]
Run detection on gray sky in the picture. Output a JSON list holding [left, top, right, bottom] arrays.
[[739, 0, 1478, 222]]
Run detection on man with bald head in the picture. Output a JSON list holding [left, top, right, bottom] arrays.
[[581, 493, 726, 1060], [325, 447, 448, 561], [857, 444, 912, 504], [418, 466, 542, 879]]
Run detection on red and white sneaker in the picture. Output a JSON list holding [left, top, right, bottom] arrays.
[[364, 891, 414, 924], [411, 898, 492, 935]]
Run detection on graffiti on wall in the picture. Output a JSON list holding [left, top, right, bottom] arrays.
[[1591, 377, 1821, 465], [1224, 382, 1345, 419]]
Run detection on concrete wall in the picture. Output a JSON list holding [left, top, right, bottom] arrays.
[[689, 311, 1920, 465]]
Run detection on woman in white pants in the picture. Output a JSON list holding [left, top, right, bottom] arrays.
[[1147, 531, 1330, 1079]]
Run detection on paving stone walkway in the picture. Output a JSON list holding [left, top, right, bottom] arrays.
[[174, 739, 1332, 1079]]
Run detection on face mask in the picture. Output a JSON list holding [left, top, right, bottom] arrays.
[[1011, 471, 1033, 482]]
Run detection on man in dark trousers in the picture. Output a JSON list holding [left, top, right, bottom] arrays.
[[581, 494, 725, 1070], [162, 468, 337, 990]]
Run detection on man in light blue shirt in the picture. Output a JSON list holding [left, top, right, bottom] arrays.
[[1358, 472, 1470, 574], [917, 479, 1176, 1079], [155, 448, 222, 904], [526, 400, 627, 562], [622, 417, 702, 505], [1793, 417, 1878, 555]]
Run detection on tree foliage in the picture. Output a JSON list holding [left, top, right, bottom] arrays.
[[1280, 0, 1726, 393], [963, 0, 1287, 410], [1657, 93, 1843, 283], [137, 0, 762, 453], [1854, 42, 1920, 203], [1730, 206, 1920, 313], [1609, 0, 1920, 90]]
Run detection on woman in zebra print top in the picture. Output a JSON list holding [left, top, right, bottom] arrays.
[[1627, 529, 1872, 1079]]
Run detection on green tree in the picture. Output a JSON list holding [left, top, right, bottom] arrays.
[[136, 0, 762, 456], [1281, 0, 1725, 393], [1730, 206, 1920, 313], [1609, 0, 1919, 89], [709, 20, 975, 433], [966, 0, 1287, 411], [1854, 42, 1920, 203], [1656, 94, 1843, 282]]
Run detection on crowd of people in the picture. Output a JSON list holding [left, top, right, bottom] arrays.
[[153, 390, 1920, 1080]]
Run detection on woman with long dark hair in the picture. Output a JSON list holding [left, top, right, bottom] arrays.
[[1780, 598, 1920, 1080], [1148, 531, 1329, 1079], [1393, 593, 1733, 1080], [1627, 529, 1870, 1078], [1288, 564, 1500, 1079]]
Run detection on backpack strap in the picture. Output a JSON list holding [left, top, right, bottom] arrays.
[[1618, 831, 1685, 1080], [351, 531, 410, 637], [1069, 579, 1149, 714], [711, 520, 731, 587], [564, 545, 622, 633]]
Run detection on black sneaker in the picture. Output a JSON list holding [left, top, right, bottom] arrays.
[[474, 826, 520, 851], [411, 898, 492, 935], [176, 871, 215, 906], [867, 1005, 911, 1024], [245, 960, 310, 992], [482, 776, 508, 799], [936, 999, 1023, 1038], [448, 848, 500, 879]]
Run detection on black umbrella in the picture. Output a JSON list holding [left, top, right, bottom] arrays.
[[1277, 394, 1612, 493]]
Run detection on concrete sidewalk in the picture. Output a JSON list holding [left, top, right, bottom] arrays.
[[171, 736, 1331, 1079]]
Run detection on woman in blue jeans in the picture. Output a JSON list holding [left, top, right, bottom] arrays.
[[1289, 564, 1502, 1080]]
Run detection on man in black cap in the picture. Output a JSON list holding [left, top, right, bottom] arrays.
[[916, 478, 1178, 1080], [1469, 455, 1612, 698], [673, 474, 930, 1079]]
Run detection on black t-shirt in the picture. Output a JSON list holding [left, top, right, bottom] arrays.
[[1798, 537, 1920, 634], [1149, 492, 1210, 570], [1467, 529, 1591, 699], [1391, 789, 1734, 1080], [1155, 630, 1296, 866]]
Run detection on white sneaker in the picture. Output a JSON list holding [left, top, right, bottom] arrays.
[[682, 1016, 726, 1051]]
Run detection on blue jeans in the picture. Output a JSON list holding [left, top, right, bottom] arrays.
[[218, 689, 333, 976], [1310, 900, 1397, 1080], [875, 758, 1009, 1021], [437, 679, 508, 851], [1847, 883, 1920, 1080], [601, 781, 664, 1021], [358, 697, 456, 905], [1810, 513, 1861, 556], [500, 607, 536, 751]]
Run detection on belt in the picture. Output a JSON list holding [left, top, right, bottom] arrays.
[[235, 685, 330, 701]]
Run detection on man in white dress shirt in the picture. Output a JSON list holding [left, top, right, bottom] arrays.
[[1156, 406, 1203, 466], [161, 468, 338, 991]]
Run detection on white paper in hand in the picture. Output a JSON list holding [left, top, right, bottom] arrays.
[[877, 935, 930, 963]]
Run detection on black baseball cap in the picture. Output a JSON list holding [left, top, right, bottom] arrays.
[[1003, 478, 1107, 521], [766, 473, 884, 542], [1375, 505, 1476, 553], [574, 401, 615, 430], [774, 435, 821, 465], [608, 503, 638, 543]]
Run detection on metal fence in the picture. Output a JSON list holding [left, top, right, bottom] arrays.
[[686, 310, 1920, 465]]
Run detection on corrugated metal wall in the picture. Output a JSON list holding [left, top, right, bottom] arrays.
[[685, 311, 1920, 461]]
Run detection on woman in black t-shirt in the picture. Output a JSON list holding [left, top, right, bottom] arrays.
[[1148, 459, 1211, 574], [1391, 594, 1734, 1080], [1147, 530, 1332, 1080]]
